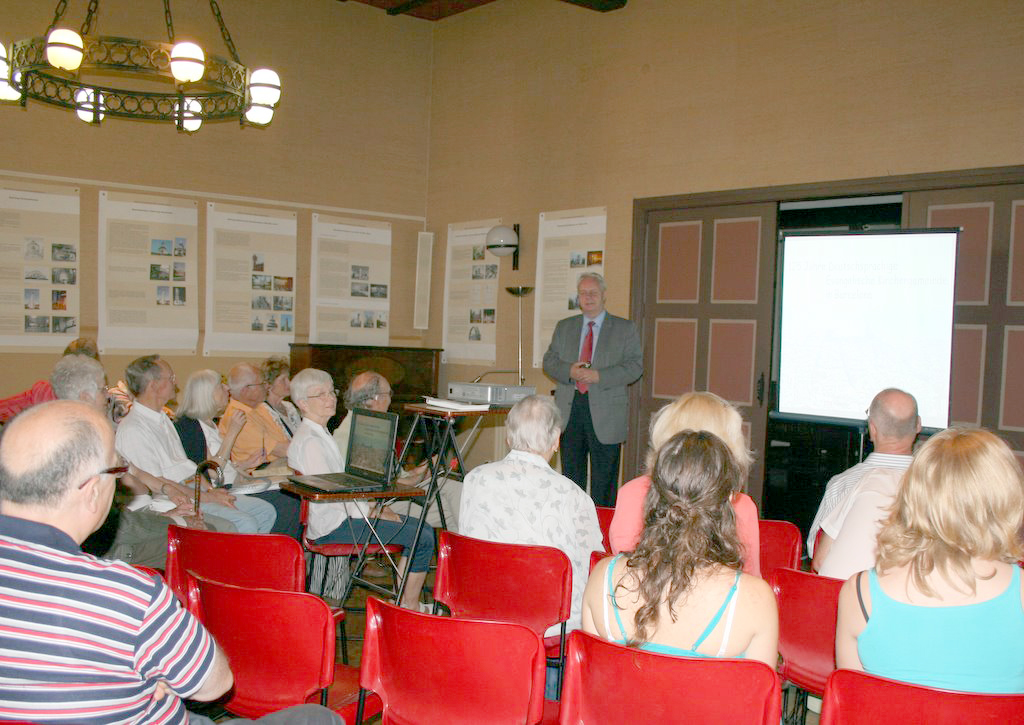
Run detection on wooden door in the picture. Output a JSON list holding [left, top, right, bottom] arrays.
[[628, 202, 778, 507]]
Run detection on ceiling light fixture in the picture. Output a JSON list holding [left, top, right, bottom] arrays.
[[0, 0, 281, 131]]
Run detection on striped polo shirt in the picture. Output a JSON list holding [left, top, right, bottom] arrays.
[[0, 515, 215, 724]]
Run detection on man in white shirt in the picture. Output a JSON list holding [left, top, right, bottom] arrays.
[[460, 395, 603, 635], [115, 354, 275, 534], [811, 388, 920, 577]]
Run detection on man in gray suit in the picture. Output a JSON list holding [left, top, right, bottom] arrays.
[[543, 272, 643, 506]]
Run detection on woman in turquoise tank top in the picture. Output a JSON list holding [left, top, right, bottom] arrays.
[[835, 427, 1024, 693], [580, 430, 778, 667]]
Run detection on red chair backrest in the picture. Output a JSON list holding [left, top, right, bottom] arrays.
[[769, 567, 844, 694], [165, 525, 305, 613], [594, 506, 615, 553], [361, 596, 546, 725], [559, 630, 781, 724], [434, 530, 572, 636], [194, 575, 335, 717], [758, 519, 802, 576], [820, 669, 1024, 725]]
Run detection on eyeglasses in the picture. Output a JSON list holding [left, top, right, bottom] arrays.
[[243, 381, 268, 390], [577, 290, 602, 298], [77, 463, 130, 489], [307, 389, 339, 400]]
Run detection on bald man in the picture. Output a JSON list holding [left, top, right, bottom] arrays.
[[810, 388, 921, 577], [219, 362, 290, 470], [0, 401, 340, 725]]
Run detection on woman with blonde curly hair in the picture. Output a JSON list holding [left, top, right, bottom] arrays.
[[836, 427, 1024, 693], [608, 391, 760, 575], [582, 430, 778, 665]]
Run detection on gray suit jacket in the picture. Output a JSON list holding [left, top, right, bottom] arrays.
[[542, 313, 643, 444]]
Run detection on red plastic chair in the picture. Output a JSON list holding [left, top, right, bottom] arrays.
[[165, 524, 347, 663], [759, 519, 802, 577], [193, 575, 381, 723], [594, 506, 615, 553], [820, 669, 1024, 725], [434, 531, 572, 694], [559, 630, 782, 724], [357, 596, 547, 725], [770, 567, 844, 724]]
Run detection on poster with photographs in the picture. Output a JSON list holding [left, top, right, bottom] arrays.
[[442, 219, 500, 364], [532, 207, 607, 368], [0, 184, 80, 349], [97, 191, 199, 352], [205, 203, 296, 354], [309, 213, 391, 345]]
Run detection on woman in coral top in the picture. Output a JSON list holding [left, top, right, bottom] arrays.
[[608, 391, 760, 576]]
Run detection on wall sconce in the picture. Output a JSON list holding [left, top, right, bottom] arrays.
[[486, 223, 520, 270]]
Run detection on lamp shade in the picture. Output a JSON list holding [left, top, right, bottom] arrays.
[[0, 44, 17, 101], [249, 68, 281, 106], [170, 42, 205, 83], [46, 28, 84, 71], [178, 97, 202, 132], [74, 87, 104, 123], [485, 225, 519, 257], [244, 102, 274, 126]]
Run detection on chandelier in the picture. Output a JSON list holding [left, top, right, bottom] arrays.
[[0, 0, 281, 132]]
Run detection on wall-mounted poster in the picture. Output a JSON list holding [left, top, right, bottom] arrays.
[[0, 184, 80, 349], [204, 203, 296, 355], [98, 191, 199, 352], [310, 213, 391, 345], [532, 207, 607, 368], [442, 219, 500, 364]]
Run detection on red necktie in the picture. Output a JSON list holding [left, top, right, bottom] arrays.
[[577, 321, 594, 393]]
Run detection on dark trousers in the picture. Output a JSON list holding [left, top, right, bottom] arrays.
[[251, 489, 303, 540], [560, 391, 620, 507]]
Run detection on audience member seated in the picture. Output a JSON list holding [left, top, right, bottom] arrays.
[[583, 430, 778, 666], [219, 362, 290, 471], [0, 337, 98, 423], [460, 394, 603, 634], [608, 391, 760, 576], [115, 354, 276, 534], [174, 369, 302, 539], [287, 368, 434, 609], [836, 427, 1024, 693], [337, 371, 453, 529], [262, 356, 303, 436], [810, 388, 920, 566], [0, 400, 341, 725]]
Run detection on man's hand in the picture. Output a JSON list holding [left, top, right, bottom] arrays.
[[570, 362, 599, 385], [151, 680, 173, 702]]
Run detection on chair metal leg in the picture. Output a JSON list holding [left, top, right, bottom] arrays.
[[355, 688, 367, 725], [338, 619, 349, 665]]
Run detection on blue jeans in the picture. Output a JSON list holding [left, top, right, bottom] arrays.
[[201, 494, 276, 533], [315, 513, 435, 572]]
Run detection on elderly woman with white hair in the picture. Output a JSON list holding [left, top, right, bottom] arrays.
[[460, 394, 603, 635], [287, 368, 433, 609]]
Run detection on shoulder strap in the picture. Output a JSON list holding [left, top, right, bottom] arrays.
[[715, 572, 742, 657], [603, 554, 629, 644], [856, 570, 870, 622], [692, 569, 741, 651]]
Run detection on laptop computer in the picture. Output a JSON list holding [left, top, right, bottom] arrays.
[[288, 408, 400, 494]]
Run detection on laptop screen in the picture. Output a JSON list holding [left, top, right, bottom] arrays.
[[345, 408, 399, 483]]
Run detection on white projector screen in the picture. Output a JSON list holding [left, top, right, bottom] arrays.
[[776, 229, 958, 430]]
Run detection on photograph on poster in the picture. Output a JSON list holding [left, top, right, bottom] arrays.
[[266, 315, 278, 331], [469, 309, 481, 323], [350, 312, 362, 327], [252, 254, 264, 271], [53, 316, 76, 333], [273, 276, 293, 291], [280, 314, 293, 332], [23, 289, 39, 310], [52, 290, 67, 311], [483, 308, 495, 323], [173, 237, 187, 256], [252, 295, 271, 310], [251, 316, 263, 331], [25, 268, 47, 281], [151, 239, 172, 256], [52, 268, 77, 285], [156, 286, 170, 305], [173, 262, 186, 281], [472, 244, 485, 260], [352, 282, 369, 297], [24, 239, 43, 260], [370, 284, 387, 299], [587, 250, 603, 266], [352, 265, 369, 281], [568, 295, 580, 310], [252, 274, 272, 290], [150, 264, 169, 281], [485, 264, 497, 279], [52, 244, 76, 262], [570, 252, 586, 268], [273, 295, 293, 311], [25, 316, 49, 333], [468, 325, 481, 341], [472, 265, 484, 280], [173, 287, 186, 306]]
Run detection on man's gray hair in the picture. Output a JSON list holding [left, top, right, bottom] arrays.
[[0, 405, 106, 506], [577, 271, 607, 293], [124, 354, 162, 397], [869, 388, 919, 439], [506, 395, 562, 455], [344, 372, 388, 410], [290, 368, 333, 403], [50, 355, 105, 401]]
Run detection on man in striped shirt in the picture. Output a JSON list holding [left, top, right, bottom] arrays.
[[0, 401, 337, 725]]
